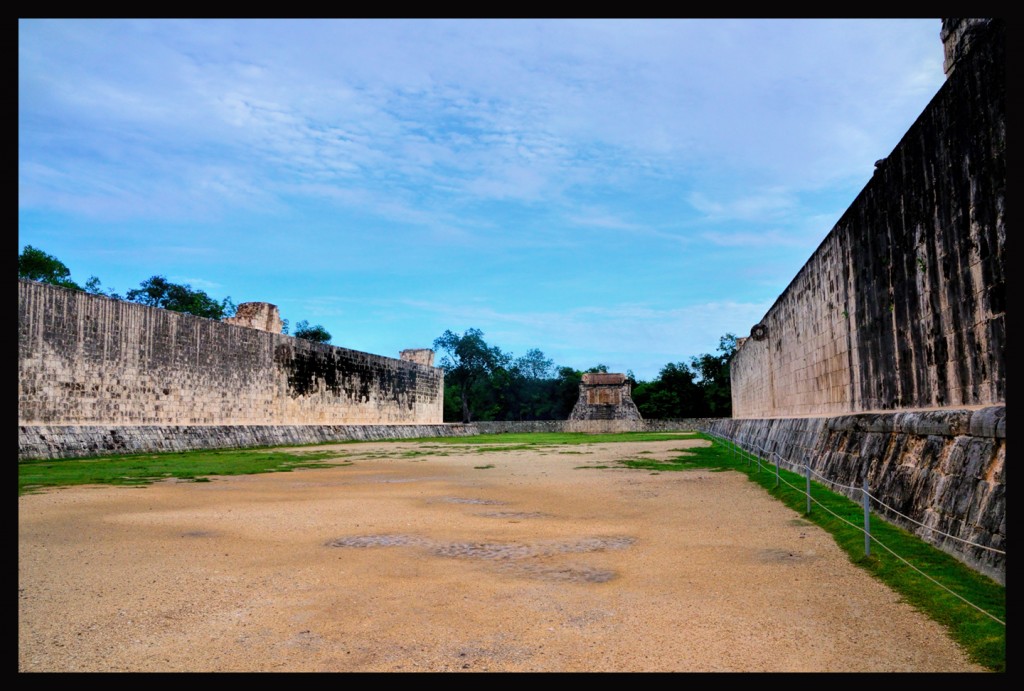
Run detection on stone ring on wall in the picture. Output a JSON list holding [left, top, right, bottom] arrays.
[[750, 324, 768, 341]]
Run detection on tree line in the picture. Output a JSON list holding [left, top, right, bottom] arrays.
[[20, 245, 737, 420], [433, 328, 736, 423], [18, 245, 333, 343]]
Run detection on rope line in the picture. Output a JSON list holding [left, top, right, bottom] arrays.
[[807, 466, 860, 492], [700, 431, 1005, 626], [708, 432, 1005, 555], [864, 532, 1006, 626], [860, 491, 1007, 555]]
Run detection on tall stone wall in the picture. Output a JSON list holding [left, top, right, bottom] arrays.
[[730, 19, 1005, 419], [18, 280, 443, 428]]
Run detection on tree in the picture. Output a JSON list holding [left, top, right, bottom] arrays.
[[689, 333, 737, 417], [554, 366, 584, 419], [83, 276, 122, 299], [125, 275, 236, 320], [504, 349, 557, 420], [433, 328, 508, 423], [19, 245, 81, 291], [293, 320, 332, 344], [514, 348, 554, 381], [632, 362, 702, 418], [18, 245, 118, 297]]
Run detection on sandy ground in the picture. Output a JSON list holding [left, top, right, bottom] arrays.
[[18, 437, 986, 673]]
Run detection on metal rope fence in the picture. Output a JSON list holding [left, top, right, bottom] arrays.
[[698, 427, 1005, 627], [706, 428, 1005, 555]]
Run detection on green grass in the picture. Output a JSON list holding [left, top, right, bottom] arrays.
[[393, 431, 699, 446], [18, 449, 348, 496], [616, 434, 1006, 672]]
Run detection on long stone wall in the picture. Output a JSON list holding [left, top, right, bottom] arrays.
[[730, 19, 1005, 418], [17, 418, 681, 460], [18, 280, 443, 428]]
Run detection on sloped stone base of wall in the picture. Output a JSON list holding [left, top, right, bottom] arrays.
[[20, 407, 1004, 584], [700, 406, 1004, 585]]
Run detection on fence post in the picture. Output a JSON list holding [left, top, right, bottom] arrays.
[[805, 463, 811, 515], [862, 475, 871, 557], [775, 457, 779, 488]]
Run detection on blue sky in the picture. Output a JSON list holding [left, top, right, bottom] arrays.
[[18, 19, 947, 381]]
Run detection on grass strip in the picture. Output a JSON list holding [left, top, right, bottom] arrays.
[[18, 449, 346, 496], [388, 431, 698, 445], [617, 433, 1005, 672]]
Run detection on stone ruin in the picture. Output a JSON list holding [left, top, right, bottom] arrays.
[[223, 306, 438, 369], [569, 372, 642, 421], [223, 302, 284, 334], [400, 349, 435, 367]]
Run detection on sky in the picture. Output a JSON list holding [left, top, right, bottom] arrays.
[[18, 18, 948, 381]]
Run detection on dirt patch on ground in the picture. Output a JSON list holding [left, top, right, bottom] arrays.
[[18, 438, 985, 672]]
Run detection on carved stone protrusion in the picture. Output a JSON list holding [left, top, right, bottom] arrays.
[[940, 18, 992, 77], [223, 302, 284, 334], [400, 349, 435, 367]]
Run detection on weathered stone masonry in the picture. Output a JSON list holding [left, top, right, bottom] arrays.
[[700, 408, 1004, 584], [730, 19, 1005, 419], [18, 279, 443, 429], [569, 373, 642, 421], [721, 20, 1005, 583]]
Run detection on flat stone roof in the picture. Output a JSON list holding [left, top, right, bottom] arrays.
[[581, 373, 627, 386]]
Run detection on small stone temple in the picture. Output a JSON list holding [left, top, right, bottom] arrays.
[[569, 372, 642, 421]]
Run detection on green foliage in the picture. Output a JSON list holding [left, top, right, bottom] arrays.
[[19, 245, 121, 298], [18, 449, 348, 495], [125, 275, 236, 320], [433, 328, 511, 422], [634, 333, 737, 418], [689, 333, 737, 417], [432, 326, 738, 423], [633, 361, 702, 418], [613, 435, 1006, 672], [19, 245, 82, 291], [389, 431, 698, 446], [83, 275, 122, 299], [515, 348, 554, 380], [293, 319, 332, 343]]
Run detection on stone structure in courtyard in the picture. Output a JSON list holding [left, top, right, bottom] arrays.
[[569, 373, 642, 421]]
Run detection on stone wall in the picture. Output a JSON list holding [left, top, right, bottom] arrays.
[[730, 18, 1005, 419], [700, 407, 1004, 584], [16, 418, 671, 460], [18, 279, 443, 428]]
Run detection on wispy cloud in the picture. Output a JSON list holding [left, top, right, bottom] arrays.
[[19, 18, 946, 379]]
